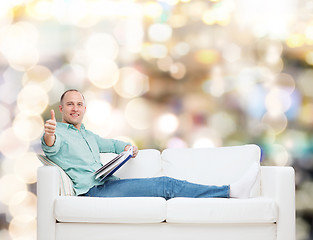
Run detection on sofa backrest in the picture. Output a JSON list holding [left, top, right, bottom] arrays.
[[161, 144, 261, 197], [100, 149, 163, 179]]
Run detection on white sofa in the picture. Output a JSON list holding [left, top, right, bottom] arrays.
[[37, 144, 295, 240]]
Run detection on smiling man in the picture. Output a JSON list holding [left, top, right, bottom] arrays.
[[41, 89, 259, 199]]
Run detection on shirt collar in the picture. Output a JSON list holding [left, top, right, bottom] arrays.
[[57, 122, 86, 131]]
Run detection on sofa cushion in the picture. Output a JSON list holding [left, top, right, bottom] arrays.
[[166, 197, 277, 224], [101, 149, 162, 179], [161, 144, 261, 197], [55, 196, 166, 223]]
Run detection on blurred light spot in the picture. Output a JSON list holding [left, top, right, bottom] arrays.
[[299, 102, 313, 125], [0, 3, 13, 26], [156, 113, 179, 134], [298, 70, 313, 97], [0, 22, 38, 53], [13, 113, 44, 141], [125, 98, 152, 130], [193, 137, 215, 148], [195, 50, 219, 64], [222, 43, 241, 62], [0, 22, 39, 71], [265, 88, 291, 115], [270, 144, 290, 166], [264, 43, 283, 65], [305, 51, 313, 65], [286, 33, 305, 48], [17, 85, 49, 116], [114, 67, 149, 98], [8, 218, 36, 240], [87, 59, 119, 89], [0, 174, 27, 205], [148, 23, 172, 42], [85, 99, 112, 126], [26, 0, 53, 20], [169, 62, 186, 80], [239, 84, 266, 119], [169, 14, 188, 28], [22, 65, 54, 91], [157, 56, 173, 72], [114, 19, 143, 52], [209, 112, 236, 138], [191, 127, 222, 148], [8, 45, 39, 71], [47, 78, 65, 105], [262, 112, 288, 134], [159, 0, 179, 6], [0, 128, 29, 158], [143, 2, 163, 19], [280, 130, 309, 159], [9, 191, 36, 222], [274, 73, 295, 94], [143, 43, 168, 59], [86, 33, 119, 61], [202, 4, 231, 26], [54, 64, 86, 89], [167, 137, 188, 148], [171, 42, 190, 58], [203, 66, 225, 97], [0, 104, 11, 131], [14, 152, 41, 184], [115, 136, 135, 146]]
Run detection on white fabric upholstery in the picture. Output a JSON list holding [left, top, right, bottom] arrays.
[[162, 144, 261, 197], [166, 197, 277, 223], [101, 149, 162, 179], [37, 145, 295, 240], [56, 223, 277, 240], [55, 196, 166, 223]]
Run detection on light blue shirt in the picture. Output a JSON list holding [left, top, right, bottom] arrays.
[[41, 122, 129, 195]]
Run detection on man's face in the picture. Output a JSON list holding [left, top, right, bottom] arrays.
[[59, 91, 86, 129]]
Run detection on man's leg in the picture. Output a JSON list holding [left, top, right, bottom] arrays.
[[83, 176, 229, 199]]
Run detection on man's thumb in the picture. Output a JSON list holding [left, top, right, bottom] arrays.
[[51, 109, 56, 121]]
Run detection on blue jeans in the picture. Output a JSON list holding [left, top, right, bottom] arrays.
[[82, 176, 230, 200]]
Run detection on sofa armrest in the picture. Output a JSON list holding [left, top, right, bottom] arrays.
[[37, 166, 59, 240], [260, 166, 295, 240]]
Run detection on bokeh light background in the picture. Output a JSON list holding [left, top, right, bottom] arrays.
[[0, 0, 313, 239]]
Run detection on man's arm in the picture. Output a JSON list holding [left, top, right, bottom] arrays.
[[43, 110, 57, 147]]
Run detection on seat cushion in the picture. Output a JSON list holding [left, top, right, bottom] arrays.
[[161, 144, 261, 197], [55, 196, 166, 223], [166, 197, 277, 224]]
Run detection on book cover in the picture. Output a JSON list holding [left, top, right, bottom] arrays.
[[94, 146, 133, 181]]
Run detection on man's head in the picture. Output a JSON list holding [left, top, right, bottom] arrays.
[[59, 89, 86, 130]]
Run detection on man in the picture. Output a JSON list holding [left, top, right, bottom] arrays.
[[42, 89, 258, 198]]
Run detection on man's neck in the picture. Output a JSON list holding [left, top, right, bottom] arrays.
[[62, 120, 81, 130]]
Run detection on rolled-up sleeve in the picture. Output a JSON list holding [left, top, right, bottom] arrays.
[[94, 134, 130, 154], [41, 134, 62, 156]]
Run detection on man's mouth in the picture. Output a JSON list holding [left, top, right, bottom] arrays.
[[70, 113, 79, 118]]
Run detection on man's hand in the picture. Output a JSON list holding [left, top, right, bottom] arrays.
[[125, 145, 139, 158], [44, 109, 57, 147]]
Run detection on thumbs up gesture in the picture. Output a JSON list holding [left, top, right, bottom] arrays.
[[44, 109, 57, 146]]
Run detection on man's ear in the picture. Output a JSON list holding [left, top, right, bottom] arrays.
[[59, 105, 63, 113]]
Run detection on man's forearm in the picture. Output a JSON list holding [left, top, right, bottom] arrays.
[[44, 134, 56, 147]]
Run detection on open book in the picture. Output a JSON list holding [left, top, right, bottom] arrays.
[[94, 146, 133, 182]]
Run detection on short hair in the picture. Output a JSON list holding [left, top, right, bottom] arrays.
[[60, 89, 85, 105]]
